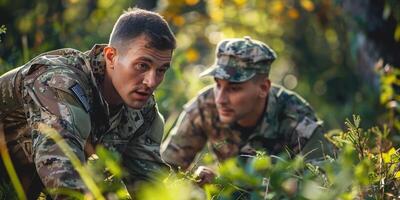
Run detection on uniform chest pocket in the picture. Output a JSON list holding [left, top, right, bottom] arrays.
[[100, 136, 130, 153], [115, 109, 144, 139]]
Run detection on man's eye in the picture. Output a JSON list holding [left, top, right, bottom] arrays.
[[230, 86, 241, 92], [136, 63, 149, 71], [157, 68, 167, 75]]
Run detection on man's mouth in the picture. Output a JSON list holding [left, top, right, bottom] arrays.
[[217, 107, 234, 115], [133, 90, 151, 100]]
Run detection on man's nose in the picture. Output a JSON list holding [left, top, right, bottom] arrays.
[[215, 88, 228, 104], [143, 71, 158, 89]]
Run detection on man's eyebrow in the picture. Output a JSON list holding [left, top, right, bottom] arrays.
[[161, 63, 171, 69], [137, 57, 154, 64]]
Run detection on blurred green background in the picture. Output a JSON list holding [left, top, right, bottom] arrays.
[[1, 0, 399, 135]]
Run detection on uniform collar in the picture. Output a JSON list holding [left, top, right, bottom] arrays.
[[248, 84, 281, 139], [85, 44, 107, 84]]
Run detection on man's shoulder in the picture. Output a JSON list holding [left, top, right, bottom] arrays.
[[269, 83, 321, 132], [183, 85, 215, 113], [21, 46, 95, 78], [31, 48, 87, 65], [270, 84, 311, 109], [20, 48, 97, 113]]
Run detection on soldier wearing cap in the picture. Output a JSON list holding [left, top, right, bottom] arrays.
[[161, 36, 332, 185], [0, 8, 175, 199]]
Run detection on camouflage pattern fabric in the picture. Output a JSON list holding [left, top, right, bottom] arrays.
[[200, 36, 277, 82], [161, 85, 332, 170], [0, 44, 166, 199]]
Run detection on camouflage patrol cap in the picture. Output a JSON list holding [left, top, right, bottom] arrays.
[[200, 36, 277, 82]]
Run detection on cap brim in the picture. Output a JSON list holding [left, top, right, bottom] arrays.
[[199, 65, 218, 78], [199, 65, 256, 83]]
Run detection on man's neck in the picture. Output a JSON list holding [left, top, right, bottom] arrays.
[[101, 71, 123, 106]]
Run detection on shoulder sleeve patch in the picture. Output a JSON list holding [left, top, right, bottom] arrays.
[[295, 116, 319, 139], [70, 83, 90, 112]]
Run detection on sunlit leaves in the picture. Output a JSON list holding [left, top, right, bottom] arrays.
[[378, 64, 400, 132], [233, 0, 246, 7], [325, 116, 400, 199], [271, 1, 284, 15], [0, 25, 6, 42], [185, 48, 200, 62], [395, 24, 400, 41], [287, 8, 300, 19], [95, 146, 123, 178], [172, 15, 185, 27], [185, 0, 199, 6], [137, 175, 204, 200], [300, 0, 315, 12], [382, 147, 397, 164], [354, 159, 372, 186], [251, 155, 271, 172], [208, 7, 224, 22], [17, 15, 33, 33], [98, 0, 116, 8]]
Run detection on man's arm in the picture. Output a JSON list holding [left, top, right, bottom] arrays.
[[161, 109, 208, 171], [25, 68, 92, 198], [279, 92, 333, 160]]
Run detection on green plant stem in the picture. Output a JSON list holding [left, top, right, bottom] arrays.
[[0, 123, 27, 200]]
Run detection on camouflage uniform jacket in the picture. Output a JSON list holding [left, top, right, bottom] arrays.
[[0, 44, 165, 197], [162, 85, 331, 170]]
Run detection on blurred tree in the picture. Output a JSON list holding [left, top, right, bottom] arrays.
[[135, 0, 158, 10], [0, 0, 136, 68], [339, 0, 400, 136], [156, 0, 394, 131], [1, 0, 399, 134]]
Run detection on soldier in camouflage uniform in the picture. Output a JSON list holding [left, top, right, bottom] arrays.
[[0, 8, 176, 199], [161, 36, 332, 185]]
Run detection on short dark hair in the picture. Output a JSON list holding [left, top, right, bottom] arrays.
[[109, 8, 176, 50], [251, 72, 269, 83]]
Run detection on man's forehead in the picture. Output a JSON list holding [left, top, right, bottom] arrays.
[[214, 78, 246, 85], [137, 47, 172, 62]]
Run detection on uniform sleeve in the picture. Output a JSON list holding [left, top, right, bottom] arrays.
[[24, 68, 91, 198], [279, 94, 333, 161], [121, 106, 169, 196], [161, 108, 208, 171]]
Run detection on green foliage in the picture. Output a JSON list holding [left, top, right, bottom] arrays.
[[379, 64, 400, 136], [320, 116, 399, 199], [133, 116, 400, 200], [0, 180, 18, 200], [0, 25, 5, 43]]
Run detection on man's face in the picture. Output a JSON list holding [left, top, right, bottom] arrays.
[[214, 78, 269, 126], [105, 35, 172, 109]]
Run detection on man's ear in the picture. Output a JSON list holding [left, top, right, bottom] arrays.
[[259, 78, 271, 98], [103, 46, 117, 69]]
